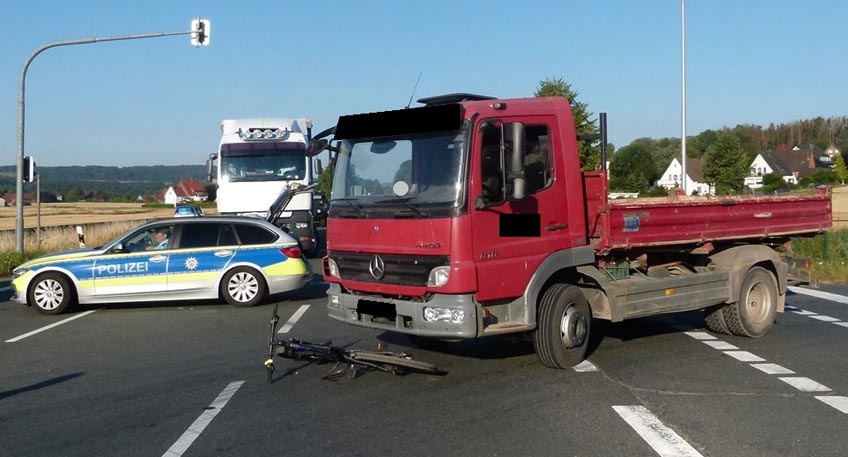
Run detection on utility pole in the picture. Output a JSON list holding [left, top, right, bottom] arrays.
[[681, 0, 688, 195], [15, 19, 211, 252]]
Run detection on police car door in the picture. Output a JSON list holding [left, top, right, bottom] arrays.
[[93, 224, 172, 298], [167, 222, 237, 297]]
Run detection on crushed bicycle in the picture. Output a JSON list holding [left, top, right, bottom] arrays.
[[264, 304, 440, 382]]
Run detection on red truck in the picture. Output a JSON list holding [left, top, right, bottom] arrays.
[[311, 94, 832, 369]]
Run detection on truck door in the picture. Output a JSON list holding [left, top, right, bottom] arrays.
[[470, 116, 570, 302]]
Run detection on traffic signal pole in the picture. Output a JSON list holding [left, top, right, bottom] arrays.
[[15, 22, 209, 252]]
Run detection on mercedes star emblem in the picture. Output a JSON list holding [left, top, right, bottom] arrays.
[[369, 254, 385, 280]]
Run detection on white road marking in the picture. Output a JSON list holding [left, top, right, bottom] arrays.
[[788, 309, 818, 316], [778, 377, 831, 392], [808, 315, 841, 322], [612, 405, 704, 457], [277, 304, 311, 334], [750, 363, 795, 375], [5, 310, 98, 343], [163, 381, 244, 457], [572, 360, 598, 372], [788, 286, 848, 304], [784, 305, 799, 311], [683, 331, 716, 340], [815, 396, 848, 414], [835, 322, 848, 328], [723, 351, 765, 362], [702, 340, 738, 350]]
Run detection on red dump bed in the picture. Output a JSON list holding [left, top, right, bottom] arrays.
[[583, 172, 832, 254]]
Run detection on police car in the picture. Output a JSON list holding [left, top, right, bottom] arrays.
[[11, 215, 312, 315]]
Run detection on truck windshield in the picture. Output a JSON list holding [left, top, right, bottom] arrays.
[[330, 124, 468, 218], [220, 143, 306, 183]]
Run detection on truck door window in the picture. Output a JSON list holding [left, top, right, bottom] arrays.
[[480, 124, 505, 203], [524, 125, 553, 194]]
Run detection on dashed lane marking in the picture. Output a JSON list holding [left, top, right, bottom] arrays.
[[815, 396, 848, 414], [681, 330, 846, 414], [702, 340, 738, 350], [750, 363, 795, 375], [613, 405, 705, 457], [162, 381, 244, 457], [5, 310, 98, 343], [778, 377, 831, 392], [572, 360, 598, 372], [808, 315, 841, 322], [788, 286, 848, 304], [723, 351, 766, 363], [277, 305, 311, 334]]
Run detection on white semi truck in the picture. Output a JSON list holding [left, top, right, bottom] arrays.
[[207, 118, 322, 255]]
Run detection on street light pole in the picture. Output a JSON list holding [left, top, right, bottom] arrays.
[[16, 23, 209, 252], [681, 0, 688, 195]]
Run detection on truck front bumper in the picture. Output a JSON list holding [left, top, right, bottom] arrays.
[[326, 283, 479, 338]]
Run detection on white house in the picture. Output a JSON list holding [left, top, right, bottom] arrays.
[[163, 187, 179, 206], [744, 151, 798, 189], [657, 158, 713, 196]]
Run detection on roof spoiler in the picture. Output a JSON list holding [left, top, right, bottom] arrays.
[[416, 93, 496, 106]]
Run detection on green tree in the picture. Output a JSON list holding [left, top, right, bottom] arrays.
[[703, 132, 750, 194], [609, 142, 658, 192], [534, 77, 599, 170], [317, 162, 334, 198], [834, 153, 848, 184]]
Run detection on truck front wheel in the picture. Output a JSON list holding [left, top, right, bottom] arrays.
[[533, 284, 592, 369], [723, 266, 778, 338]]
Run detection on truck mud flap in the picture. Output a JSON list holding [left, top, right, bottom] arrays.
[[786, 257, 817, 288]]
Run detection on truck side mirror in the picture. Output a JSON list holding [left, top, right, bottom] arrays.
[[206, 153, 217, 182], [505, 122, 526, 201], [307, 139, 329, 157], [314, 158, 324, 176]]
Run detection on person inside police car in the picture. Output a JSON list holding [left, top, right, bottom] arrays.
[[147, 227, 171, 250]]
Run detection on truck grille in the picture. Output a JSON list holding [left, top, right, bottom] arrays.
[[332, 251, 449, 286]]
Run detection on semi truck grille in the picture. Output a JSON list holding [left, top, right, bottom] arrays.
[[332, 251, 449, 286]]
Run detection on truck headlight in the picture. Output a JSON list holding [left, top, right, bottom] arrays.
[[423, 307, 465, 324], [295, 222, 309, 229], [427, 266, 450, 287]]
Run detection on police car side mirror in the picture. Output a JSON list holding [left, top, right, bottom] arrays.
[[109, 242, 127, 253]]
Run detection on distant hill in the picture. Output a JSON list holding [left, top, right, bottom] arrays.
[[0, 165, 210, 201]]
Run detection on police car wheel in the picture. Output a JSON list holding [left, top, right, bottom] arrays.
[[222, 267, 266, 307], [28, 272, 75, 315]]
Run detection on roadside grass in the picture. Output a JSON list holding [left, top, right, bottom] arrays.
[[792, 229, 848, 284]]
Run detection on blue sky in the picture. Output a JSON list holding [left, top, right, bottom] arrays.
[[0, 0, 844, 167]]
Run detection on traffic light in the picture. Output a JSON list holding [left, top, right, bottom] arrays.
[[191, 19, 210, 46], [22, 156, 35, 183]]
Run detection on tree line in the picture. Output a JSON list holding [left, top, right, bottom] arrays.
[[0, 164, 208, 202]]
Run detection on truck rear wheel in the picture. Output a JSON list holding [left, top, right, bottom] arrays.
[[723, 266, 778, 338], [533, 284, 592, 369], [704, 305, 731, 335]]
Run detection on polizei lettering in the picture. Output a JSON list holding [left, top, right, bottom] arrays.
[[96, 262, 149, 276]]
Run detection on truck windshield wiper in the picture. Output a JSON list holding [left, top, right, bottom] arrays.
[[374, 198, 430, 218], [331, 198, 366, 218]]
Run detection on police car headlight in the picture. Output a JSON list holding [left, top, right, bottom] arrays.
[[12, 268, 28, 279], [427, 266, 450, 287]]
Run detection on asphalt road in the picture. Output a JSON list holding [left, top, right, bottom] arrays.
[[2, 262, 848, 457]]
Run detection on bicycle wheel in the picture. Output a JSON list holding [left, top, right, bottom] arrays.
[[349, 352, 438, 374]]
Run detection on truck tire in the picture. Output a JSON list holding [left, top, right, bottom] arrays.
[[221, 267, 267, 307], [704, 305, 731, 335], [723, 266, 778, 338], [533, 284, 592, 369], [28, 272, 75, 315]]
